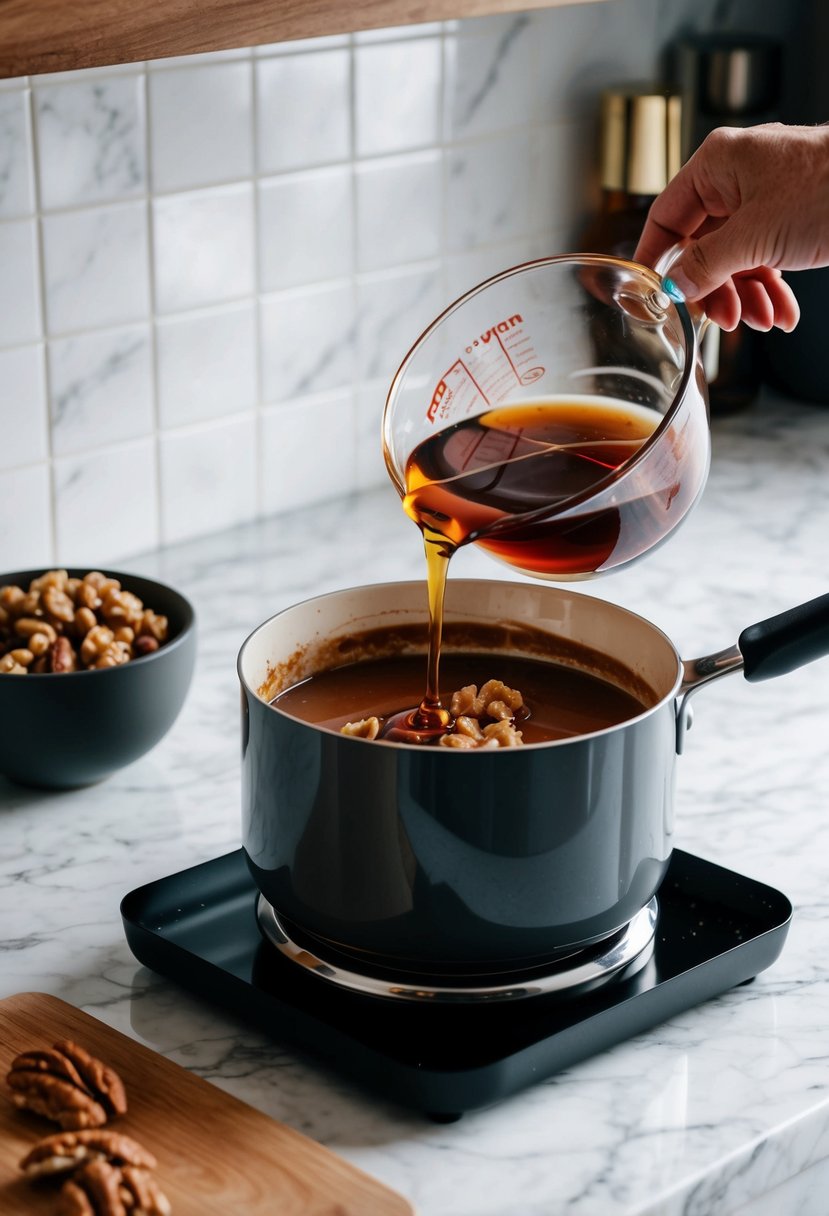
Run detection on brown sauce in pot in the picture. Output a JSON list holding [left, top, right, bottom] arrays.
[[270, 622, 655, 745]]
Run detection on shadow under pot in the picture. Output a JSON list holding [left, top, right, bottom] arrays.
[[237, 579, 829, 976]]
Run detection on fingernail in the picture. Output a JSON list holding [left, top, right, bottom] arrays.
[[663, 267, 696, 301]]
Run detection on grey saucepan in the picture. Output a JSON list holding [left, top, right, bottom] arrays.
[[238, 579, 829, 972]]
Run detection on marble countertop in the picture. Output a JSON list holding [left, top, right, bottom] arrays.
[[4, 390, 829, 1215]]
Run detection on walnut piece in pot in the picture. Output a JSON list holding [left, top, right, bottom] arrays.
[[341, 716, 381, 740], [439, 679, 525, 748], [338, 678, 526, 748]]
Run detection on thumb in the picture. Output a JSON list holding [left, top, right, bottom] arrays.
[[666, 218, 757, 301]]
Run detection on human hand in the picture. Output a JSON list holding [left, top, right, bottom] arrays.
[[634, 123, 829, 332]]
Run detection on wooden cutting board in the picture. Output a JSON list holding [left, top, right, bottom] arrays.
[[0, 993, 414, 1216]]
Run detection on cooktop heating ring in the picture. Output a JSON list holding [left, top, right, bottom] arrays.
[[255, 895, 658, 1003]]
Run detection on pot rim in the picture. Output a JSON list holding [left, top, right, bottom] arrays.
[[237, 579, 686, 752]]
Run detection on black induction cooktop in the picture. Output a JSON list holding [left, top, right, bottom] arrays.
[[121, 849, 791, 1119]]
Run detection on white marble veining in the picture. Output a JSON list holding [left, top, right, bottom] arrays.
[[444, 13, 536, 140], [41, 201, 150, 335], [3, 391, 829, 1215], [353, 36, 442, 158], [255, 48, 351, 175], [445, 132, 533, 253], [0, 88, 34, 219], [34, 74, 146, 210], [260, 279, 356, 404], [52, 438, 158, 566], [48, 324, 154, 456], [355, 261, 443, 384]]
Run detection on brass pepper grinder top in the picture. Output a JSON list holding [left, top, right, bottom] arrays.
[[581, 87, 681, 259]]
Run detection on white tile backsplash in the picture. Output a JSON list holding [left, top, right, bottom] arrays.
[[156, 301, 257, 428], [159, 414, 257, 544], [443, 236, 539, 302], [148, 48, 251, 70], [0, 218, 41, 347], [0, 344, 47, 470], [356, 261, 443, 383], [47, 324, 154, 456], [0, 89, 35, 218], [254, 35, 349, 56], [354, 23, 444, 43], [445, 131, 533, 252], [260, 388, 356, 517], [34, 74, 146, 209], [36, 63, 146, 86], [53, 439, 158, 564], [260, 279, 356, 403], [444, 15, 536, 139], [0, 464, 52, 568], [258, 165, 353, 292], [355, 379, 389, 491], [151, 182, 254, 313], [0, 0, 796, 570], [148, 60, 253, 192], [355, 151, 442, 273], [354, 38, 442, 157], [255, 50, 350, 174], [41, 201, 150, 334]]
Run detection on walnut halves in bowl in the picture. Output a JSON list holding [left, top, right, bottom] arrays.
[[0, 570, 168, 675], [0, 566, 196, 788]]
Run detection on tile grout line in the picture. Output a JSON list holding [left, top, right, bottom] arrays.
[[250, 50, 267, 523], [347, 32, 362, 493], [25, 80, 58, 564], [142, 63, 165, 555]]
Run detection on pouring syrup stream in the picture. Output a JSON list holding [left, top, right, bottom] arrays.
[[380, 399, 657, 744]]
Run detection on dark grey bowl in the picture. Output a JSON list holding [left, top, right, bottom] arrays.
[[0, 568, 196, 790]]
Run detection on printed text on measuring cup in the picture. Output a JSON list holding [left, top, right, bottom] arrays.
[[427, 313, 544, 423]]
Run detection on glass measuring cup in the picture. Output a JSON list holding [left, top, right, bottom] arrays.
[[382, 254, 710, 581]]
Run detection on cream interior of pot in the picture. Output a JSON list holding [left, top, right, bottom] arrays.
[[240, 580, 683, 718]]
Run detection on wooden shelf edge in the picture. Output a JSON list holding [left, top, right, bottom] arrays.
[[0, 0, 603, 79]]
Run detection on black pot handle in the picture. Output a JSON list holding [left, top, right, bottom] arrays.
[[739, 592, 829, 682]]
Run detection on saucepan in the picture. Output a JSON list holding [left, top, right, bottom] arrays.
[[239, 579, 829, 973]]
